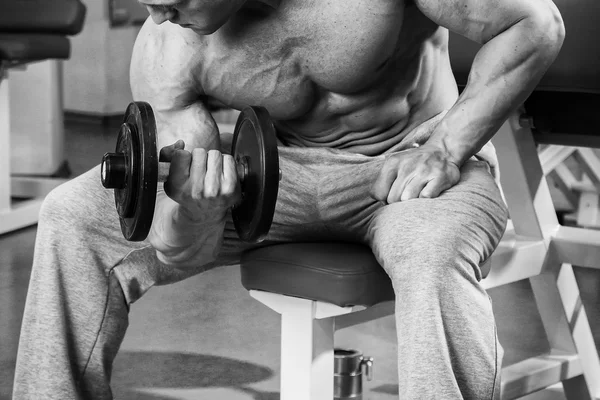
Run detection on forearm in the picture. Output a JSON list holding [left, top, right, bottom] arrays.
[[148, 190, 226, 268], [428, 13, 565, 165]]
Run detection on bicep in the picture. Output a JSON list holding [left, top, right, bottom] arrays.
[[413, 0, 558, 44], [130, 18, 219, 152]]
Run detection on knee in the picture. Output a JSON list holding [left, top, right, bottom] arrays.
[[39, 182, 75, 227], [369, 203, 500, 286], [390, 240, 479, 282], [39, 170, 107, 231], [371, 219, 484, 291]]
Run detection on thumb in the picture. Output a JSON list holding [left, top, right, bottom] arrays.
[[159, 140, 185, 162]]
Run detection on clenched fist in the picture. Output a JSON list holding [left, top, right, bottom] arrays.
[[159, 140, 242, 220]]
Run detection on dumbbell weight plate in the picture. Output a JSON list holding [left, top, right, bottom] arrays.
[[103, 102, 279, 243], [231, 106, 279, 243], [114, 102, 159, 241]]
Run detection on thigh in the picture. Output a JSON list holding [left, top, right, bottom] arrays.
[[215, 145, 330, 265], [365, 160, 509, 280]]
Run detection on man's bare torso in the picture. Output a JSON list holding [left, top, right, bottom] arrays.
[[141, 0, 460, 156]]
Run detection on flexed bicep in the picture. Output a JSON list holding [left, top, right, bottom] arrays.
[[412, 0, 563, 45], [130, 18, 219, 152]]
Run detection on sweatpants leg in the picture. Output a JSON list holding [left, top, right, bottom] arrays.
[[11, 164, 193, 400], [12, 143, 326, 400], [314, 152, 507, 399], [366, 162, 507, 399]]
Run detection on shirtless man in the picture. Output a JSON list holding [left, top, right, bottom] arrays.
[[13, 0, 564, 398]]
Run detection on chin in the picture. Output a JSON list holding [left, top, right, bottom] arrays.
[[191, 26, 219, 35]]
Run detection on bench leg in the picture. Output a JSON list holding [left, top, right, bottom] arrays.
[[249, 291, 357, 400], [280, 300, 334, 400], [530, 249, 600, 400]]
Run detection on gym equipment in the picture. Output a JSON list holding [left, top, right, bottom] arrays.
[[101, 101, 280, 243], [334, 349, 373, 400], [0, 0, 86, 236]]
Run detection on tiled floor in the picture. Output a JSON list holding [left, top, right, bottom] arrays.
[[1, 115, 599, 399]]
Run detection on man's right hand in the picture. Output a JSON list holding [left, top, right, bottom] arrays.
[[159, 140, 242, 222]]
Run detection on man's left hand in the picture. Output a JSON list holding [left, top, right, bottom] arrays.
[[371, 144, 461, 204]]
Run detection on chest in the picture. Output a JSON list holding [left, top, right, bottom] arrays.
[[199, 0, 406, 118]]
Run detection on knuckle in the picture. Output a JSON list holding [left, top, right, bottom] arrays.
[[220, 179, 237, 196], [222, 154, 235, 166], [207, 149, 222, 158], [173, 149, 191, 161], [165, 182, 183, 202], [191, 191, 205, 204], [192, 148, 208, 159], [203, 184, 219, 198], [190, 179, 205, 200]]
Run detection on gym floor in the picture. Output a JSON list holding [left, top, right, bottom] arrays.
[[1, 115, 600, 399]]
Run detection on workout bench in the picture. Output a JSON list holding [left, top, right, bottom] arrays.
[[239, 0, 600, 398], [0, 0, 86, 235]]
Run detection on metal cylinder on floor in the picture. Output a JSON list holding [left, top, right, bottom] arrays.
[[334, 348, 374, 400]]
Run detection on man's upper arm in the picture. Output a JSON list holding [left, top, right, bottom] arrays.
[[129, 19, 219, 151], [413, 0, 563, 44]]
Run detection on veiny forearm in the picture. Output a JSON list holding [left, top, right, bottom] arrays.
[[428, 13, 565, 165], [148, 190, 226, 268]]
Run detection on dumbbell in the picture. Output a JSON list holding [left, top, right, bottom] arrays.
[[101, 101, 280, 243]]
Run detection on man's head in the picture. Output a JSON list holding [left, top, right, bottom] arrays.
[[139, 0, 276, 35]]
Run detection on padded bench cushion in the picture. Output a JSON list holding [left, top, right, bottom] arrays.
[[0, 34, 70, 62], [525, 91, 600, 148], [1, 0, 86, 36], [240, 242, 395, 308]]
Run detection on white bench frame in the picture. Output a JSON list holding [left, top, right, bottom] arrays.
[[539, 145, 600, 228], [0, 64, 68, 236], [248, 110, 600, 400]]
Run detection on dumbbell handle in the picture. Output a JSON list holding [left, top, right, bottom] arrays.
[[155, 159, 250, 183], [101, 153, 250, 189]]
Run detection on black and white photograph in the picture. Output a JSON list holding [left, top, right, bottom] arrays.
[[1, 0, 599, 399]]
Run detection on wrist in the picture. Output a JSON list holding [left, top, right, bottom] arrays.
[[151, 207, 225, 267], [176, 204, 226, 225], [148, 199, 225, 249], [425, 136, 468, 166]]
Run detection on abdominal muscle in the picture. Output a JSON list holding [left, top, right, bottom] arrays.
[[193, 4, 461, 156], [274, 57, 459, 156]]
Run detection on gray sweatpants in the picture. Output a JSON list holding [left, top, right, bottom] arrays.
[[13, 126, 508, 399]]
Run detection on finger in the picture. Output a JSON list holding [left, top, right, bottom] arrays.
[[165, 149, 192, 197], [188, 148, 208, 198], [221, 154, 241, 203], [371, 160, 399, 202], [420, 176, 453, 199], [400, 175, 428, 201], [203, 150, 223, 198], [385, 174, 410, 204], [159, 140, 186, 162]]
